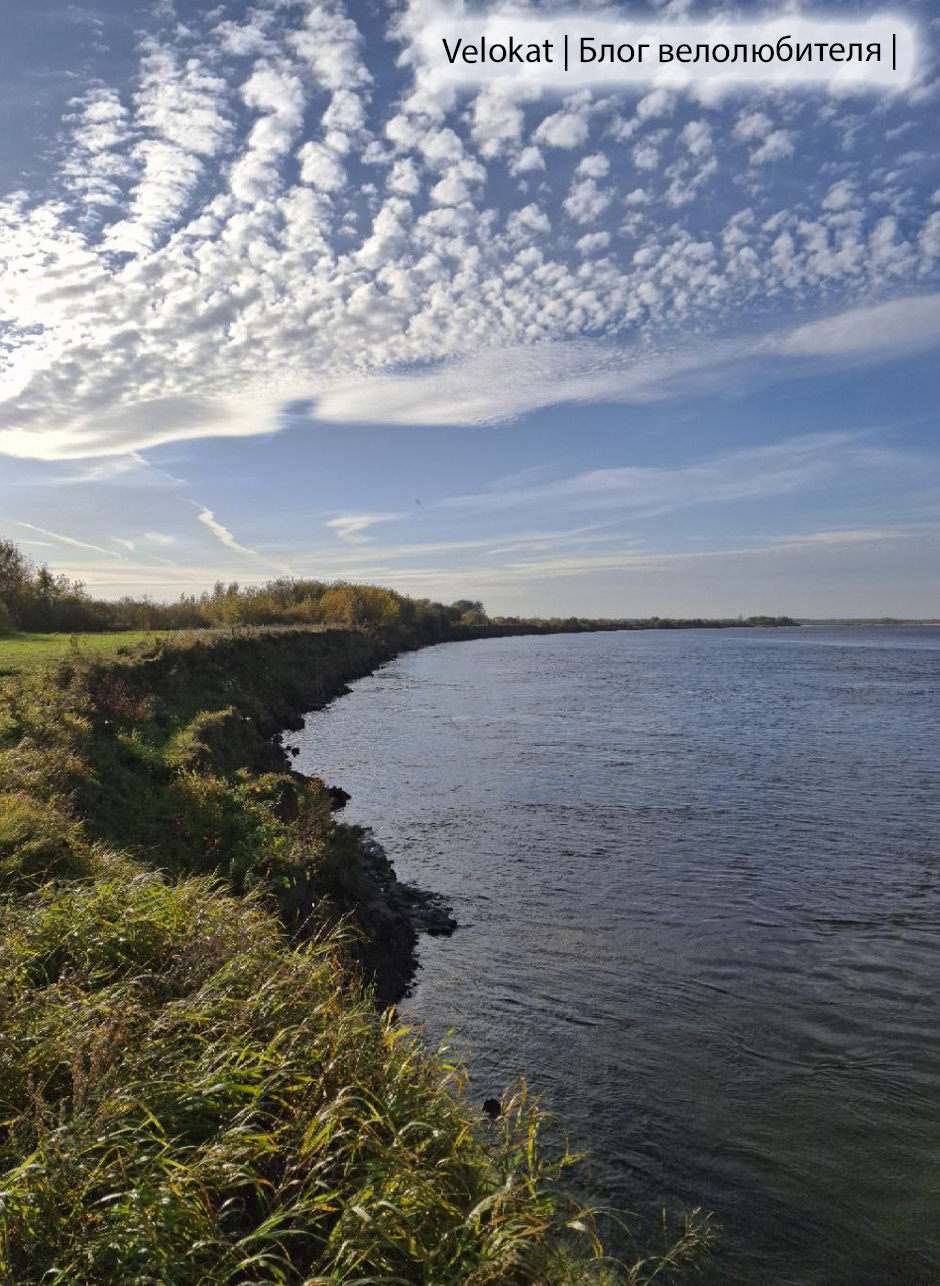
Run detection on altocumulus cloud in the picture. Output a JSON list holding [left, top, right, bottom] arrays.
[[1, 0, 940, 459]]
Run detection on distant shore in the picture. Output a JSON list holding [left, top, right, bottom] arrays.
[[799, 618, 940, 626]]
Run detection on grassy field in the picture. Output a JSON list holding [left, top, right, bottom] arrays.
[[0, 631, 166, 676]]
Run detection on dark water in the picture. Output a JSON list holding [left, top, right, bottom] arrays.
[[286, 626, 940, 1286]]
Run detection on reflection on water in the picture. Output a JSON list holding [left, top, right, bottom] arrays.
[[287, 626, 940, 1286]]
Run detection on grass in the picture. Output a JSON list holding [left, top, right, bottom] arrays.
[[6, 863, 701, 1286], [0, 630, 714, 1284], [0, 631, 163, 677]]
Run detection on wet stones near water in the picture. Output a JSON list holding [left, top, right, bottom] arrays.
[[400, 884, 458, 937], [342, 835, 457, 1006]]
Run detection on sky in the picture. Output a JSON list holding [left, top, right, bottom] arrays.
[[0, 0, 939, 618]]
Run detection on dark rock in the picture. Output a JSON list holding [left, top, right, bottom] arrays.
[[326, 784, 351, 811]]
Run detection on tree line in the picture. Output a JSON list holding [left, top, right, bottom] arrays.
[[0, 536, 798, 638], [0, 537, 488, 636]]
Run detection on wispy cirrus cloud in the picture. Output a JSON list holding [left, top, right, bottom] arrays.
[[195, 506, 258, 557], [324, 513, 406, 544], [191, 502, 294, 576], [310, 294, 940, 429], [439, 430, 931, 520], [10, 520, 125, 559]]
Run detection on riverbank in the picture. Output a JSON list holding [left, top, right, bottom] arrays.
[[2, 625, 457, 1002], [0, 621, 713, 1285]]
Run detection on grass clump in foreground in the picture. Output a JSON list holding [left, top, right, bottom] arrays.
[[0, 634, 713, 1285]]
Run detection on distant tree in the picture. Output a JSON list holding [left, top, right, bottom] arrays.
[[457, 608, 487, 626], [0, 538, 32, 625]]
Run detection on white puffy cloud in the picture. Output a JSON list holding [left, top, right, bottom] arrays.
[[135, 44, 231, 156], [387, 157, 421, 194], [298, 141, 346, 191], [229, 63, 306, 203], [533, 94, 592, 148], [563, 177, 613, 223], [574, 231, 610, 254], [509, 144, 544, 173], [506, 203, 550, 239], [750, 130, 795, 165], [638, 88, 676, 122], [822, 180, 857, 211], [733, 110, 772, 142], [632, 142, 660, 171], [576, 153, 610, 178], [469, 85, 526, 155], [92, 42, 233, 249], [680, 121, 712, 158], [62, 88, 136, 208], [289, 4, 371, 92]]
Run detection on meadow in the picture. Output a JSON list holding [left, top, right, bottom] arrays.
[[0, 630, 161, 676]]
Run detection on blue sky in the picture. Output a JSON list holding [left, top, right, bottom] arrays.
[[1, 0, 939, 616]]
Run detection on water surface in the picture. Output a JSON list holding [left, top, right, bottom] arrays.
[[287, 626, 940, 1285]]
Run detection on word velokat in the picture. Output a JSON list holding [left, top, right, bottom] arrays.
[[442, 36, 554, 63]]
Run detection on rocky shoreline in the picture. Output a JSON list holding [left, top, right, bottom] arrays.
[[263, 643, 460, 1004]]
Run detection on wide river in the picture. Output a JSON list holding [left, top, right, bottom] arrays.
[[287, 625, 940, 1285]]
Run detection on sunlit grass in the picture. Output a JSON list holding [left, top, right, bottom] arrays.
[[1, 865, 661, 1285], [0, 631, 163, 676]]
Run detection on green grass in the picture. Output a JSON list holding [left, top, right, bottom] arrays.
[[0, 631, 163, 676], [6, 862, 702, 1286]]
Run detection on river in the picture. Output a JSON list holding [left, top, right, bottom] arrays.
[[286, 625, 940, 1285]]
